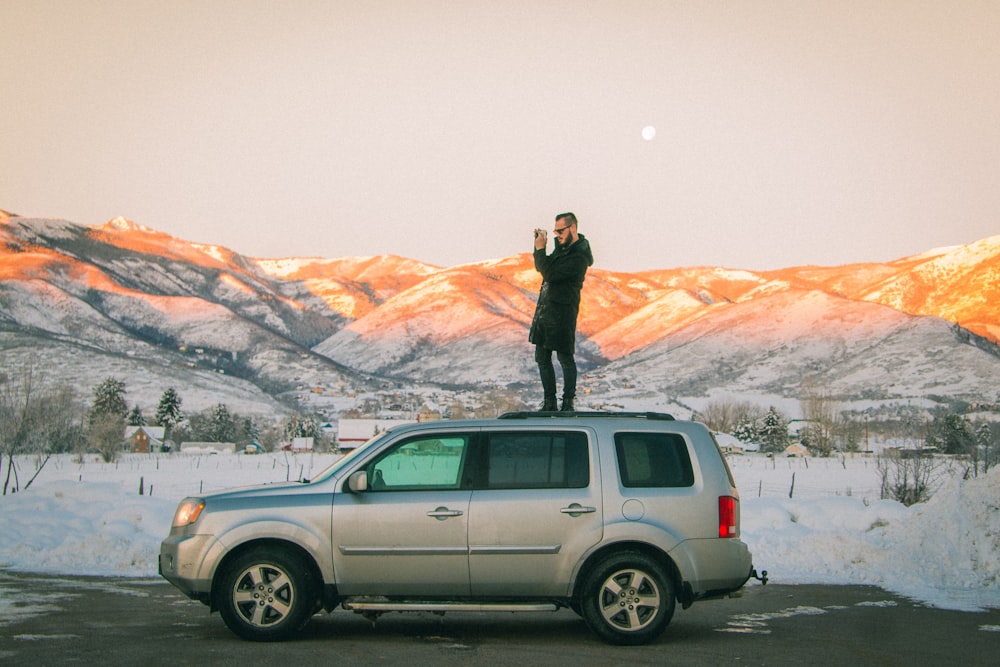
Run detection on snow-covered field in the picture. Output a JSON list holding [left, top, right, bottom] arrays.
[[1, 451, 998, 617]]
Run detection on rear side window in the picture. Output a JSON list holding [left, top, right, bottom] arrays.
[[484, 431, 589, 489], [615, 432, 694, 488]]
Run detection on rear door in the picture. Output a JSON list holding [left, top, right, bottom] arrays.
[[467, 428, 603, 596]]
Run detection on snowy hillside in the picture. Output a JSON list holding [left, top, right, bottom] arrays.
[[1, 212, 998, 417], [605, 289, 1000, 415]]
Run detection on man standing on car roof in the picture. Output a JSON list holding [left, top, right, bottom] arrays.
[[529, 212, 594, 412]]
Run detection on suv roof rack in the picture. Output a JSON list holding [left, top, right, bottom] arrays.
[[498, 410, 675, 421]]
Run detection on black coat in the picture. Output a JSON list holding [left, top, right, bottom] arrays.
[[528, 234, 594, 354]]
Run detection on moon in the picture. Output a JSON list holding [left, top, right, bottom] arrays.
[[641, 125, 656, 141]]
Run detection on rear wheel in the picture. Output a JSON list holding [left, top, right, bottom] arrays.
[[580, 551, 675, 645], [216, 546, 317, 642]]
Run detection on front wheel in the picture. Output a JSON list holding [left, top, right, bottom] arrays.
[[580, 551, 675, 645], [216, 546, 317, 642]]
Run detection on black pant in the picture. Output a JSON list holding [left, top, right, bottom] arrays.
[[535, 345, 577, 400]]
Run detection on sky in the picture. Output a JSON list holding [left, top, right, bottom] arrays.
[[2, 452, 998, 618], [3, 0, 999, 272]]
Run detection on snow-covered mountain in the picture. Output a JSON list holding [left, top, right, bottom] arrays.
[[605, 287, 998, 415], [1, 210, 997, 417], [0, 214, 364, 416]]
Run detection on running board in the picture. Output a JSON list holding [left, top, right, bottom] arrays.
[[342, 600, 559, 613]]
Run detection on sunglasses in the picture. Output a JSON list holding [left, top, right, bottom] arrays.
[[553, 225, 573, 235]]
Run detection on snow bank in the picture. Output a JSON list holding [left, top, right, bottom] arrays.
[[0, 453, 997, 613]]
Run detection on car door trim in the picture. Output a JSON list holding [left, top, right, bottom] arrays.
[[469, 545, 561, 555]]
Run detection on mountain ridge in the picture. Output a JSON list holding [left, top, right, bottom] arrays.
[[1, 210, 997, 418]]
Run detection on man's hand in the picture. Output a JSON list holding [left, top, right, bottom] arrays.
[[534, 229, 547, 250]]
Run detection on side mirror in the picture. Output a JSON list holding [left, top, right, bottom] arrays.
[[348, 470, 368, 493]]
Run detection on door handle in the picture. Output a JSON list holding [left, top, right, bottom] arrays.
[[560, 503, 596, 516], [427, 506, 464, 520]]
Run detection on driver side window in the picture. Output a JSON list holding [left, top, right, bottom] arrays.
[[367, 435, 470, 491]]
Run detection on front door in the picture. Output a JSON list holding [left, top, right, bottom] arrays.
[[332, 432, 473, 596]]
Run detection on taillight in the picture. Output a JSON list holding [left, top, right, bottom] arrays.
[[718, 496, 738, 538]]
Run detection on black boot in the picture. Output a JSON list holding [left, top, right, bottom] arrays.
[[560, 397, 575, 412], [540, 396, 557, 412]]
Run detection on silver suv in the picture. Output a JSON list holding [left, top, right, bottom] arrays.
[[159, 412, 763, 645]]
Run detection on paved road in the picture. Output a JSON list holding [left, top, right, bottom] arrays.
[[1, 571, 997, 666]]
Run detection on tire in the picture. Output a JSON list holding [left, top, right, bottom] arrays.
[[580, 551, 675, 646], [216, 546, 317, 642]]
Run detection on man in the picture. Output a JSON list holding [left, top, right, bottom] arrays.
[[529, 212, 594, 412]]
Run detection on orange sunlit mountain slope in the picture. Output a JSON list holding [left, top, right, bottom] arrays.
[[1, 211, 997, 406], [3, 213, 997, 354]]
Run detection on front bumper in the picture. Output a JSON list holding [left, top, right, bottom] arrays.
[[158, 533, 218, 603]]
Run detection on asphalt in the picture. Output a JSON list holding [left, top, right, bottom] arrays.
[[1, 571, 997, 666]]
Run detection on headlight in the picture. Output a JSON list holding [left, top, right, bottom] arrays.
[[172, 499, 206, 527]]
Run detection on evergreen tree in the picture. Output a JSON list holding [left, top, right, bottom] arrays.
[[127, 404, 146, 426], [283, 413, 318, 439], [927, 412, 974, 455], [760, 406, 788, 454], [237, 416, 260, 444], [976, 421, 994, 471], [946, 413, 975, 455], [88, 378, 127, 462], [90, 377, 127, 423], [283, 414, 299, 440], [155, 387, 183, 429], [208, 403, 236, 443], [732, 416, 759, 445]]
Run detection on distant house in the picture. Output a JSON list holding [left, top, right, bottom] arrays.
[[125, 425, 166, 453], [714, 432, 760, 454], [783, 443, 811, 458], [337, 419, 417, 450]]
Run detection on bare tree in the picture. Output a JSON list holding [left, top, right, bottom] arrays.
[[1, 362, 45, 494], [877, 450, 944, 506], [1, 361, 85, 494], [1, 373, 25, 494], [696, 400, 736, 433], [474, 389, 530, 418], [800, 385, 838, 457], [698, 399, 766, 434], [446, 401, 469, 420], [89, 412, 126, 463]]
